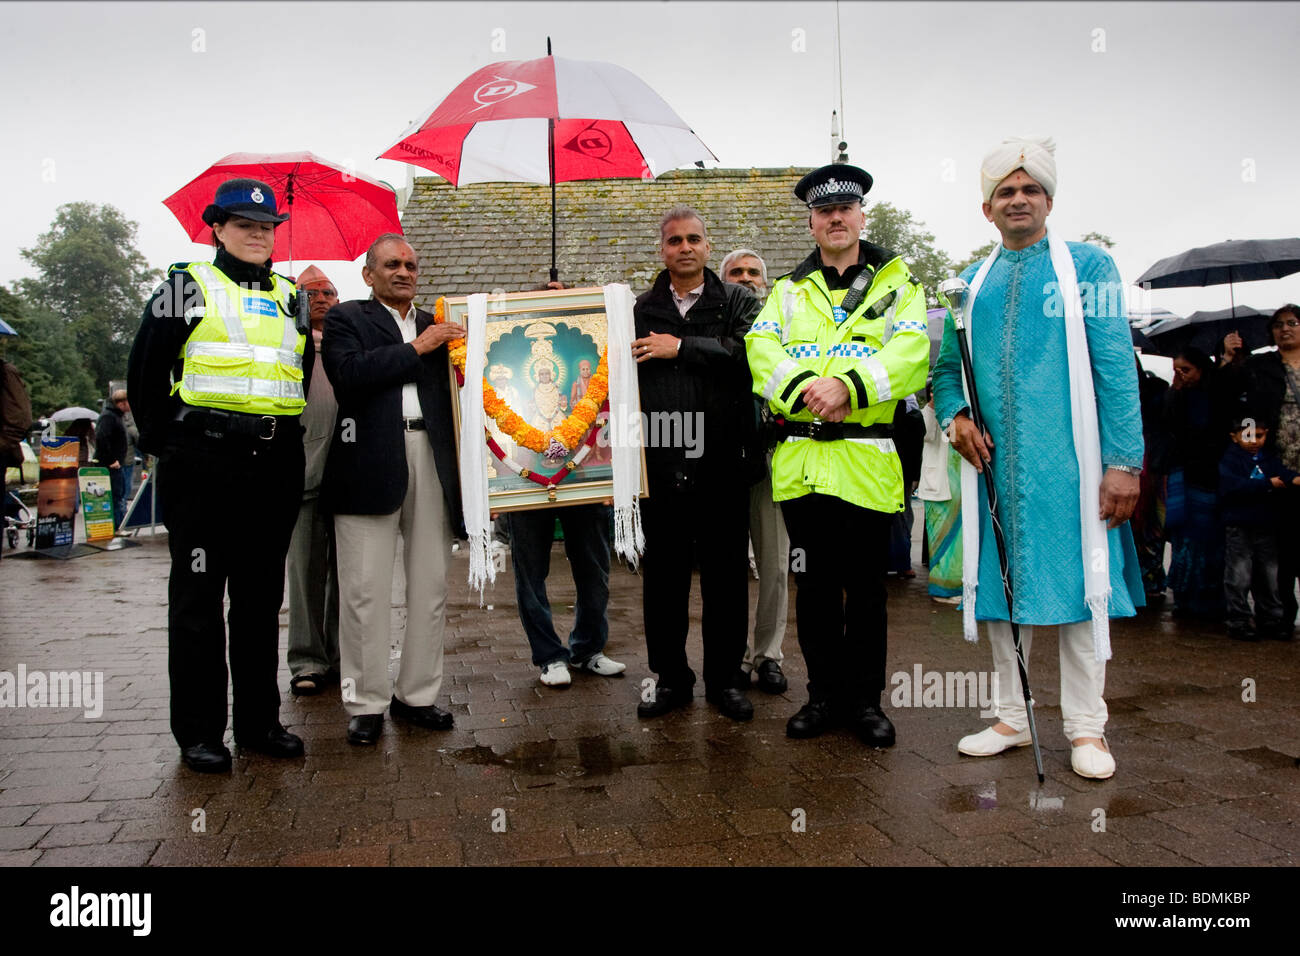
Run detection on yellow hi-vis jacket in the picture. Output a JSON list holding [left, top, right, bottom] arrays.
[[745, 246, 930, 512], [172, 261, 306, 415]]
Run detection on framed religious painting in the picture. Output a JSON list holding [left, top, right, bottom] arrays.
[[440, 286, 648, 513]]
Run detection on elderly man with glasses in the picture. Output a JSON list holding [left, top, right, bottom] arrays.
[[285, 265, 342, 695]]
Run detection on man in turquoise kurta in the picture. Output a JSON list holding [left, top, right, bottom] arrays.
[[932, 136, 1144, 780]]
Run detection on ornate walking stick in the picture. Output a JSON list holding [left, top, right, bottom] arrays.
[[938, 273, 1045, 783]]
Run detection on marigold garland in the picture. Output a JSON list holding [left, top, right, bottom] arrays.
[[436, 296, 609, 454]]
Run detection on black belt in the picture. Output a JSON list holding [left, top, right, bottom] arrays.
[[175, 407, 287, 441], [774, 419, 894, 441], [403, 418, 426, 432]]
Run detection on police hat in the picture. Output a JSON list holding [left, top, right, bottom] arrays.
[[794, 164, 873, 208], [201, 178, 290, 226]]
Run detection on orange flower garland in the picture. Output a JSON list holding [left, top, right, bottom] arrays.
[[436, 297, 609, 455]]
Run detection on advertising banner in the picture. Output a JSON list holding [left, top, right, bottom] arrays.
[[35, 437, 79, 549], [78, 466, 115, 541]]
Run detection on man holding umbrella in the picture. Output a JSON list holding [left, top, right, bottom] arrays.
[[932, 137, 1145, 780]]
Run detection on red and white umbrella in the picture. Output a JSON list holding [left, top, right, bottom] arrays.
[[379, 54, 717, 280], [163, 151, 403, 273]]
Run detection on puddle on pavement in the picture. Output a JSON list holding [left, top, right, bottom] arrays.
[[443, 735, 650, 780], [939, 782, 999, 812], [1028, 790, 1065, 811]]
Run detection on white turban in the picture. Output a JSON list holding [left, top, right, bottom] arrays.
[[980, 136, 1057, 202]]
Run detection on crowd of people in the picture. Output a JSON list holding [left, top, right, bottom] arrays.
[[1135, 309, 1300, 640], [116, 134, 1293, 786]]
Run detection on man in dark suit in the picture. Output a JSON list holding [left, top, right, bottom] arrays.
[[632, 206, 763, 722], [321, 234, 467, 745]]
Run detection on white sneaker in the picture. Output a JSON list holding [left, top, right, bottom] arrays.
[[1071, 740, 1116, 780], [957, 725, 1031, 756], [573, 653, 626, 676], [539, 660, 571, 687]]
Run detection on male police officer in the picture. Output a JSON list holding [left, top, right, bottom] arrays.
[[745, 165, 929, 744]]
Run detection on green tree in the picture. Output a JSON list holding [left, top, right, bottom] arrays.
[[861, 202, 952, 300], [0, 285, 97, 414], [1080, 231, 1116, 249], [952, 240, 997, 276], [18, 202, 161, 398]]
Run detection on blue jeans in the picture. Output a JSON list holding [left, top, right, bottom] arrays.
[[507, 503, 610, 667]]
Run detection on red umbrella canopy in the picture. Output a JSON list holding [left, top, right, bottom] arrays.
[[163, 151, 403, 264], [379, 56, 717, 184]]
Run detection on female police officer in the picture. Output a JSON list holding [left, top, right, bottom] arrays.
[[128, 178, 311, 772]]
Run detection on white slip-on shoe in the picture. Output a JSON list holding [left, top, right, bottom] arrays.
[[574, 653, 626, 676], [1071, 741, 1116, 780], [539, 660, 572, 687], [957, 725, 1032, 756]]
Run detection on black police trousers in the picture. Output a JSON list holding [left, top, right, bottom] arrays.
[[158, 430, 303, 748], [781, 492, 891, 707]]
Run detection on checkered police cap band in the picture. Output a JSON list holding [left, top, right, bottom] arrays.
[[806, 178, 865, 204]]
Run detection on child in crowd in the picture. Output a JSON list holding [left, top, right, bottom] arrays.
[[1218, 411, 1300, 640]]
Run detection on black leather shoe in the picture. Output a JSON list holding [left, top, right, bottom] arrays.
[[636, 684, 693, 718], [756, 660, 788, 695], [849, 704, 896, 747], [180, 742, 232, 773], [347, 714, 384, 745], [236, 725, 304, 758], [705, 687, 754, 722], [786, 700, 837, 739], [732, 668, 753, 691], [389, 696, 454, 730]]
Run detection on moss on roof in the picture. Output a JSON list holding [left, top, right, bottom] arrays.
[[401, 167, 816, 300]]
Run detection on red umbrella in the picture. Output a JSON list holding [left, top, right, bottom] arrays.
[[163, 151, 403, 272], [379, 49, 716, 281]]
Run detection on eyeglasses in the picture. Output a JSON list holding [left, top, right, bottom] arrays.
[[305, 289, 338, 299], [1271, 318, 1300, 329]]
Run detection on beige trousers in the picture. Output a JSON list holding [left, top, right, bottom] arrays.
[[334, 431, 452, 716], [988, 620, 1108, 740], [744, 473, 789, 668]]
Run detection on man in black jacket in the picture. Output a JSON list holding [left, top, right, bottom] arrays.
[[94, 391, 129, 529], [321, 234, 466, 745], [632, 206, 762, 721]]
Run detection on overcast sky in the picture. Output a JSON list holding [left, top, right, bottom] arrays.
[[2, 1, 1298, 317]]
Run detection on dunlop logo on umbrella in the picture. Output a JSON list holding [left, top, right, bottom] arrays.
[[472, 75, 537, 112], [566, 123, 613, 161]]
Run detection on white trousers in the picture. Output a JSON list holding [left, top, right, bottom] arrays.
[[987, 619, 1107, 740], [334, 431, 452, 716], [744, 473, 788, 668]]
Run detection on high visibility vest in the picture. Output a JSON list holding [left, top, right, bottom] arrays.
[[172, 261, 306, 415], [745, 255, 930, 513]]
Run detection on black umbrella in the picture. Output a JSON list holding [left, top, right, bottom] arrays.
[[1130, 326, 1153, 351], [1144, 306, 1270, 357], [1136, 237, 1300, 318]]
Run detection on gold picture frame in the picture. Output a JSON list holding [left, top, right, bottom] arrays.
[[442, 286, 648, 513]]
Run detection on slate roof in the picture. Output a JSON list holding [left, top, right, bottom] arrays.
[[401, 167, 817, 301]]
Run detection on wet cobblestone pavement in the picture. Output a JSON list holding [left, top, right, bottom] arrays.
[[1, 523, 1297, 868]]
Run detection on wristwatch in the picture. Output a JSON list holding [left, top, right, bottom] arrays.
[[1108, 464, 1142, 476]]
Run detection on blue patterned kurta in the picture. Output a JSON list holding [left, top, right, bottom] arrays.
[[932, 237, 1146, 625]]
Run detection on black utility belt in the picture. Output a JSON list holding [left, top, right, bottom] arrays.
[[174, 406, 296, 441], [774, 419, 894, 441]]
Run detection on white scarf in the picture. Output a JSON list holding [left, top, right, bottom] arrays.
[[603, 283, 645, 565], [460, 293, 493, 603], [958, 226, 1112, 661]]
